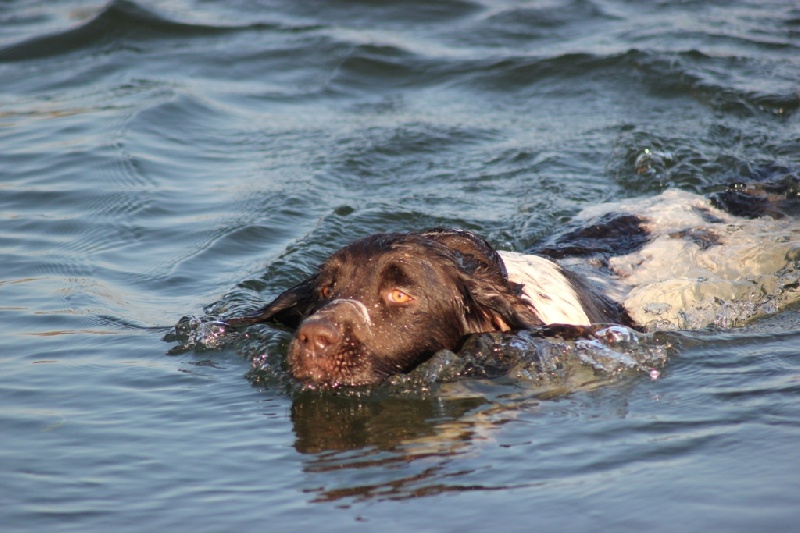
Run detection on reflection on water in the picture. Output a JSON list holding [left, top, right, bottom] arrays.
[[290, 389, 531, 502], [291, 391, 485, 454]]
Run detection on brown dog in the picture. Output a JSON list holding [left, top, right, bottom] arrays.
[[228, 229, 631, 387]]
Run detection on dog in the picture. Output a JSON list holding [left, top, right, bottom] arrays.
[[228, 181, 800, 388]]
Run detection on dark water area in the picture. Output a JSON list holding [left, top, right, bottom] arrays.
[[2, 0, 799, 530]]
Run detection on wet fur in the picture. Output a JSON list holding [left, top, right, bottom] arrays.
[[228, 174, 800, 386]]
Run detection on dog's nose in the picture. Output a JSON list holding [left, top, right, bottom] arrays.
[[296, 318, 341, 355]]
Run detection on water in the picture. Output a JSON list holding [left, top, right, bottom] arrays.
[[2, 0, 799, 530]]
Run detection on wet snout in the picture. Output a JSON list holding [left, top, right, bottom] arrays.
[[295, 317, 341, 358], [288, 298, 374, 384], [294, 298, 371, 353]]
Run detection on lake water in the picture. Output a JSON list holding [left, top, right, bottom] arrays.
[[2, 0, 800, 530]]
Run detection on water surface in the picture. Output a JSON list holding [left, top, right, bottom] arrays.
[[2, 0, 799, 530]]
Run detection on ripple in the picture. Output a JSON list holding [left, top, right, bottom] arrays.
[[3, 0, 800, 527], [0, 0, 235, 62]]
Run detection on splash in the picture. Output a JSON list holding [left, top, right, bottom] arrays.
[[164, 315, 235, 354], [386, 325, 676, 394]]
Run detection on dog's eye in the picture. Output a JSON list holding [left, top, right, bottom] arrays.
[[320, 285, 334, 298], [387, 289, 413, 304]]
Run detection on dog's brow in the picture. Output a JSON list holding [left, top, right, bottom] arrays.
[[334, 298, 372, 326]]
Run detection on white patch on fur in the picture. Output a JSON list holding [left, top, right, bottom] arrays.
[[498, 251, 591, 325], [334, 298, 372, 326]]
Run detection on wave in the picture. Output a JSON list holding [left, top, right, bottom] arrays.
[[0, 0, 318, 62], [324, 41, 799, 119]]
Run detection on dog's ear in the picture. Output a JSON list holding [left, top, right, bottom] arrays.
[[419, 229, 542, 332], [225, 276, 319, 330], [458, 265, 543, 333], [418, 229, 508, 277]]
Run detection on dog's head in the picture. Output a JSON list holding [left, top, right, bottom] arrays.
[[231, 229, 541, 387]]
